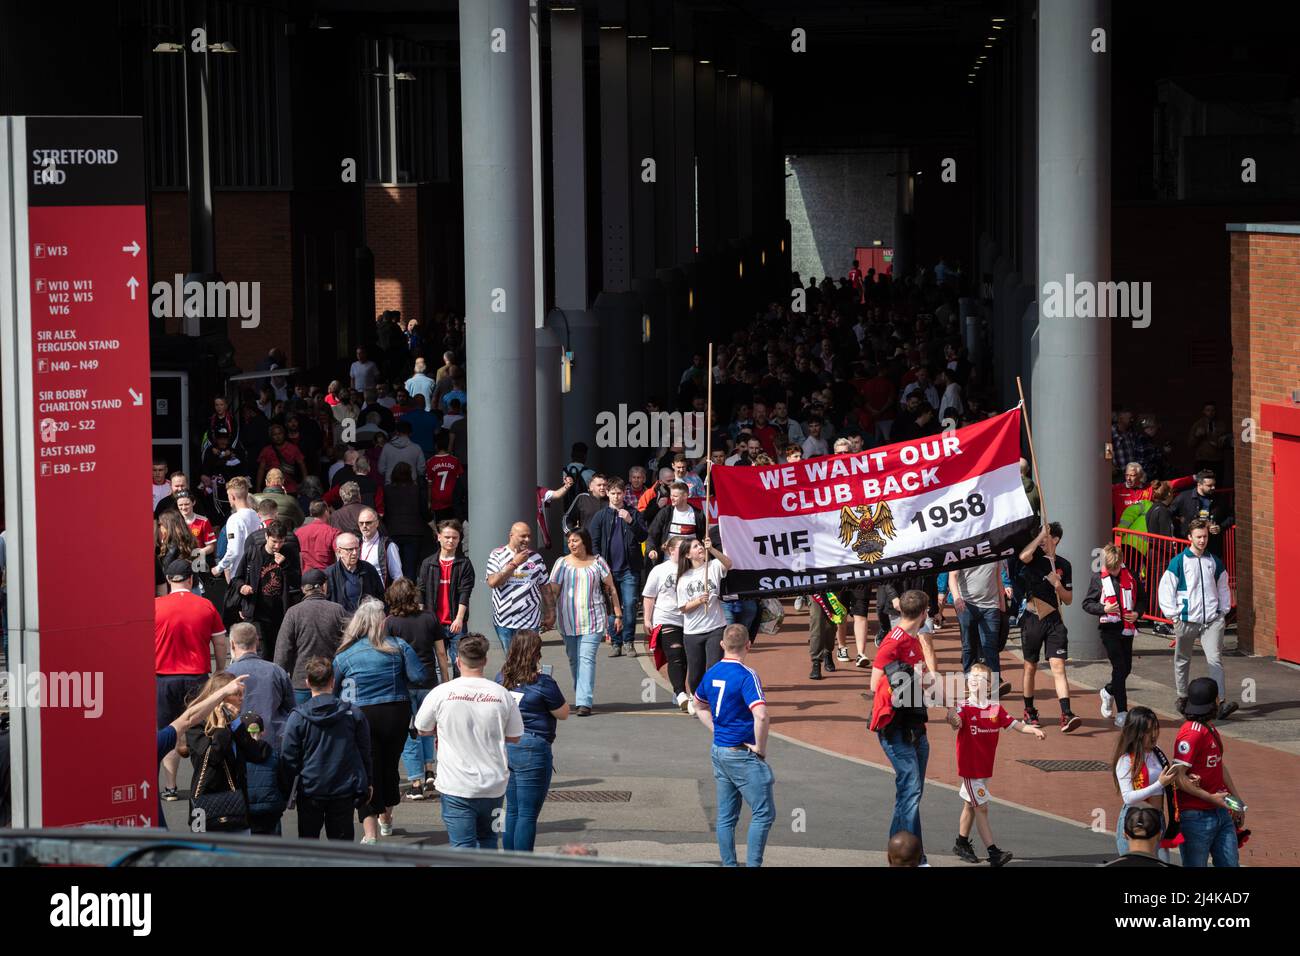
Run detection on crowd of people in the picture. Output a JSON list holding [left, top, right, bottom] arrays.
[[143, 266, 1246, 867]]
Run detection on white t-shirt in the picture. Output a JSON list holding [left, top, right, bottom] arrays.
[[350, 359, 380, 392], [677, 559, 727, 634], [643, 560, 683, 628], [152, 481, 172, 509], [414, 676, 524, 799], [666, 506, 697, 537]]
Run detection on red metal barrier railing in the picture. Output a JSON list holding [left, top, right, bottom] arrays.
[[1111, 526, 1236, 623]]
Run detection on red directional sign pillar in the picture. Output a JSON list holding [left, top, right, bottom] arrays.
[[1, 116, 156, 827]]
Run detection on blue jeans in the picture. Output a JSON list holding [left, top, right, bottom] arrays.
[[494, 625, 518, 655], [607, 569, 639, 646], [723, 599, 758, 635], [877, 725, 929, 847], [504, 734, 554, 852], [440, 794, 504, 850], [1179, 808, 1240, 867], [294, 688, 312, 707], [401, 688, 436, 781], [563, 631, 601, 707], [710, 745, 776, 867], [1115, 804, 1172, 862], [958, 605, 1003, 678]]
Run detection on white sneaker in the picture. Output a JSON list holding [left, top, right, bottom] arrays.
[[675, 691, 689, 712], [359, 836, 378, 845], [686, 698, 697, 716], [794, 596, 806, 611], [1114, 711, 1128, 728], [379, 820, 393, 837], [1099, 686, 1114, 719]]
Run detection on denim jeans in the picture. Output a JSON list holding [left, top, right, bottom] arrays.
[[562, 632, 601, 707], [440, 794, 504, 850], [1179, 808, 1240, 867], [1115, 804, 1172, 862], [504, 734, 554, 852], [958, 604, 1003, 678], [877, 725, 929, 846], [710, 745, 776, 867], [294, 688, 312, 707], [494, 625, 518, 655], [607, 569, 639, 646], [723, 599, 758, 636], [401, 688, 436, 781]]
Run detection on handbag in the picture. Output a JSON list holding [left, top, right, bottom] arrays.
[[191, 735, 250, 831]]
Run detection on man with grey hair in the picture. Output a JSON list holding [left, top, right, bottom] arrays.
[[329, 481, 367, 536], [226, 621, 295, 751], [357, 507, 404, 587], [324, 532, 384, 613]]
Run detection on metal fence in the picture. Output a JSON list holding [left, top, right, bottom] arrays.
[[1111, 526, 1236, 623]]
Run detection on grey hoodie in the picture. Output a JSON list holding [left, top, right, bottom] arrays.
[[378, 433, 426, 484]]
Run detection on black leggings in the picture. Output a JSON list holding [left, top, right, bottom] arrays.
[[1100, 630, 1134, 713], [359, 700, 409, 819], [685, 627, 725, 695], [659, 625, 687, 696]]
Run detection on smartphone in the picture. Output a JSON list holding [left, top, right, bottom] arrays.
[[541, 664, 554, 677]]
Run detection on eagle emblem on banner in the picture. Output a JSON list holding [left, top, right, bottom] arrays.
[[838, 502, 898, 563]]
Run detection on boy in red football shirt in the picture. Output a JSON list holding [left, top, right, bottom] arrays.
[[946, 663, 1046, 866], [1172, 677, 1244, 867]]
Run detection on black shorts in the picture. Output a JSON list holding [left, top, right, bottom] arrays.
[[845, 584, 870, 618], [1020, 612, 1067, 663], [156, 674, 207, 729]]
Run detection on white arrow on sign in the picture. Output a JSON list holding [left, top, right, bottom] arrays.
[[138, 815, 152, 827], [126, 276, 139, 300], [129, 388, 143, 406], [122, 240, 141, 257], [139, 779, 150, 798]]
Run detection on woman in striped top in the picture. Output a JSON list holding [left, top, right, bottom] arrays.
[[549, 529, 621, 716]]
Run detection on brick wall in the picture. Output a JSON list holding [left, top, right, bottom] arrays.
[[1230, 228, 1300, 657], [149, 191, 292, 370], [364, 184, 421, 322]]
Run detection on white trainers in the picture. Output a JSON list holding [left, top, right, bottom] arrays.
[[1114, 711, 1128, 728], [359, 836, 378, 845], [686, 697, 697, 716], [379, 820, 393, 837], [675, 691, 689, 712], [1099, 686, 1114, 719]]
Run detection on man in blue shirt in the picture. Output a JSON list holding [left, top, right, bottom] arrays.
[[693, 624, 775, 867]]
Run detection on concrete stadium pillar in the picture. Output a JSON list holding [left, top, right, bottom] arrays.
[[459, 0, 537, 631], [1034, 0, 1111, 660]]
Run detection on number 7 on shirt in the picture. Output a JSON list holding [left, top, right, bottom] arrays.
[[712, 679, 726, 717]]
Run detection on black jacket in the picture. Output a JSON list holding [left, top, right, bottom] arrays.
[[647, 504, 705, 557], [186, 719, 272, 831], [324, 560, 385, 613], [587, 505, 648, 575], [1146, 502, 1175, 539], [1081, 570, 1148, 631], [246, 527, 303, 602], [418, 552, 475, 623], [278, 694, 372, 801], [1171, 489, 1234, 538], [231, 544, 297, 620]]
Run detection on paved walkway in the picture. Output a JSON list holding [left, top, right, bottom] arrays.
[[731, 606, 1299, 866]]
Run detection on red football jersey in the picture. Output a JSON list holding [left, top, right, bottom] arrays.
[[426, 454, 464, 511], [955, 702, 1015, 778], [186, 514, 216, 549], [1173, 720, 1227, 812]]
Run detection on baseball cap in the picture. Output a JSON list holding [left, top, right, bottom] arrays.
[[302, 568, 327, 587], [1183, 676, 1219, 718], [164, 558, 193, 579]]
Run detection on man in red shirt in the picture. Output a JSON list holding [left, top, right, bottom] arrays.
[[425, 432, 465, 521], [256, 423, 307, 494], [944, 663, 1045, 866], [869, 589, 938, 855], [296, 500, 340, 572], [749, 402, 780, 459], [154, 559, 229, 801], [1111, 462, 1194, 524], [1173, 677, 1245, 867]]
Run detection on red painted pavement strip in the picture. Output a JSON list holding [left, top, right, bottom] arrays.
[[727, 610, 1297, 866]]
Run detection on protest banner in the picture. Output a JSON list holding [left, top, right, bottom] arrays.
[[712, 408, 1039, 598]]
